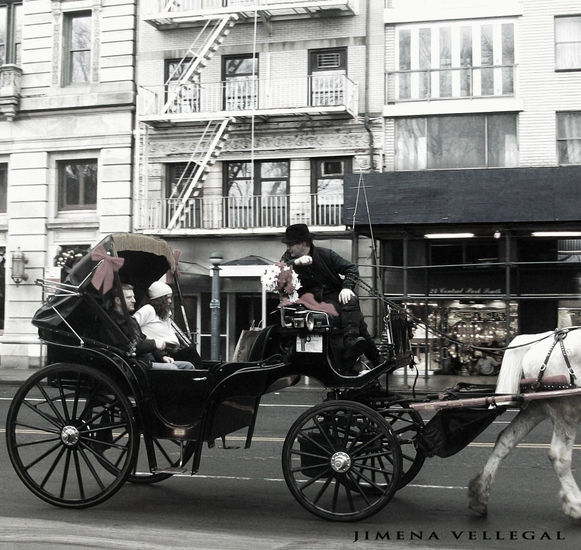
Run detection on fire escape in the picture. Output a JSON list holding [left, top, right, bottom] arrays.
[[137, 1, 360, 234]]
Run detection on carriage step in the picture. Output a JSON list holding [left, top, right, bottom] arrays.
[[153, 466, 189, 474]]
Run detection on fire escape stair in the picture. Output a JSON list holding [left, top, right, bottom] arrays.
[[166, 117, 234, 231]]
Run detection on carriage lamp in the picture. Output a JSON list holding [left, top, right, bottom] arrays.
[[11, 248, 29, 286], [209, 252, 223, 361]]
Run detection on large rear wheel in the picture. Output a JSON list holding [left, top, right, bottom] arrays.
[[282, 400, 402, 521], [6, 364, 138, 508]]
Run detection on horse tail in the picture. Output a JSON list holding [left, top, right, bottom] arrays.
[[495, 335, 532, 394]]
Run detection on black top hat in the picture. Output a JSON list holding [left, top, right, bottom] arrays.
[[281, 223, 312, 244]]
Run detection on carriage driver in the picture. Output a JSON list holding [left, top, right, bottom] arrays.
[[108, 283, 195, 370], [281, 223, 380, 367]]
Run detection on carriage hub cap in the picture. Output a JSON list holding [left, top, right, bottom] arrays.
[[330, 452, 352, 473], [61, 426, 80, 446]]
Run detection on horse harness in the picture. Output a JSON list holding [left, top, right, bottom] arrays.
[[533, 328, 579, 391]]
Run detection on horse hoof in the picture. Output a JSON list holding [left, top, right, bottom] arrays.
[[468, 501, 488, 517]]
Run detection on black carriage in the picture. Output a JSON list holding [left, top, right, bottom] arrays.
[[6, 233, 428, 521]]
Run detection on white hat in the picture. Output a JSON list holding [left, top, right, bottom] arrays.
[[148, 281, 172, 300]]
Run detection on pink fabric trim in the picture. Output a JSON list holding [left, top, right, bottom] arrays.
[[280, 292, 339, 317]]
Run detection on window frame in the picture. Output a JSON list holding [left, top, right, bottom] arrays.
[[556, 111, 581, 165], [62, 10, 92, 86], [555, 15, 581, 72], [395, 113, 518, 170], [310, 157, 351, 226], [0, 1, 22, 66], [223, 160, 290, 228], [164, 58, 201, 114], [309, 47, 347, 107], [57, 158, 98, 211], [222, 53, 259, 111]]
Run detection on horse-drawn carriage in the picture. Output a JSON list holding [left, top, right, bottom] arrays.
[[6, 234, 581, 522]]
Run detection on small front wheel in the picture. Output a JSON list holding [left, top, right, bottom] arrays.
[[6, 363, 138, 508], [282, 400, 402, 521]]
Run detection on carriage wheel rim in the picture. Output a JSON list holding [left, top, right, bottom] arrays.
[[6, 364, 138, 508], [282, 401, 402, 521]]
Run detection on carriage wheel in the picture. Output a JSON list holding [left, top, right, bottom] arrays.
[[377, 400, 425, 489], [6, 364, 138, 508], [127, 437, 196, 484], [282, 401, 402, 521]]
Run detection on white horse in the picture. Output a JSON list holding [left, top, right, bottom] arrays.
[[468, 328, 581, 521]]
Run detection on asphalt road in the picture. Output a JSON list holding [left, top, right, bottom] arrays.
[[0, 382, 580, 550]]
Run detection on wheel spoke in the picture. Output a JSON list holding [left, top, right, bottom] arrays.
[[346, 471, 371, 505], [59, 449, 72, 499], [40, 446, 66, 489], [296, 430, 332, 456], [313, 416, 339, 451], [298, 466, 334, 491], [70, 373, 83, 420], [350, 465, 388, 493], [311, 474, 333, 505], [36, 384, 67, 426], [331, 477, 340, 513], [55, 376, 71, 424], [77, 441, 122, 477], [15, 421, 60, 435], [350, 432, 384, 458], [16, 436, 61, 448], [23, 441, 63, 471], [77, 447, 106, 491], [290, 461, 330, 474], [73, 450, 86, 500], [22, 400, 62, 431], [290, 448, 329, 461]]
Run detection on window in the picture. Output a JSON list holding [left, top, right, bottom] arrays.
[[309, 48, 347, 106], [0, 163, 6, 213], [395, 114, 518, 170], [224, 160, 289, 228], [0, 1, 21, 65], [165, 162, 201, 228], [312, 158, 351, 225], [555, 16, 581, 70], [165, 59, 200, 114], [557, 112, 581, 165], [391, 20, 516, 101], [58, 159, 97, 210], [63, 11, 92, 85], [223, 54, 258, 111]]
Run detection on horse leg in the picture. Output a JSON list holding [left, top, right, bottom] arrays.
[[468, 402, 546, 517], [547, 408, 581, 521]]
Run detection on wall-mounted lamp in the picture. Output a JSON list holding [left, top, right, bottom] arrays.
[[11, 248, 29, 286], [493, 230, 502, 239]]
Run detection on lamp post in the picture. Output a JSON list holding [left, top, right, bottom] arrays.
[[209, 252, 223, 361]]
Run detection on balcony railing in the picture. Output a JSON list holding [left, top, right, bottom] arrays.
[[137, 193, 344, 231], [386, 65, 516, 103], [139, 75, 358, 121], [145, 0, 359, 25]]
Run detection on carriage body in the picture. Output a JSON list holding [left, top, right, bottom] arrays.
[[6, 233, 423, 520]]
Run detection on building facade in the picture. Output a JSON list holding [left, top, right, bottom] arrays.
[[135, 0, 382, 359], [0, 0, 136, 368], [345, 0, 581, 372]]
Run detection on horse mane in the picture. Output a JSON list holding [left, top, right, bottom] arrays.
[[495, 333, 548, 394]]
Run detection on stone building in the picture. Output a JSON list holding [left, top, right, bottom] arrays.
[[0, 0, 136, 368]]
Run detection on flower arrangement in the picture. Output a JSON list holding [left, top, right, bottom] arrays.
[[261, 262, 301, 302], [54, 247, 88, 271]]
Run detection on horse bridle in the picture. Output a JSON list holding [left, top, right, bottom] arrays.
[[536, 328, 579, 389]]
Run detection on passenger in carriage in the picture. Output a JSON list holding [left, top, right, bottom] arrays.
[[280, 223, 380, 367], [107, 283, 195, 370], [133, 281, 201, 368]]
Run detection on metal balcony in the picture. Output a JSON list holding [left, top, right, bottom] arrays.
[[144, 0, 359, 29], [137, 193, 344, 232], [138, 75, 359, 124]]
